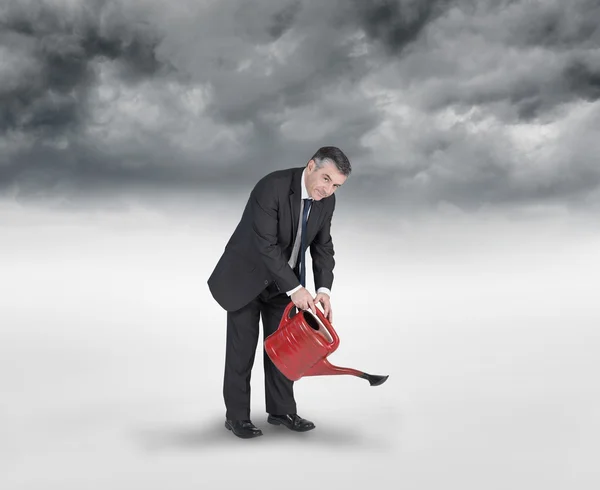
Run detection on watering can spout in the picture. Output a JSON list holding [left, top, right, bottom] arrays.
[[360, 373, 390, 386], [303, 358, 389, 386]]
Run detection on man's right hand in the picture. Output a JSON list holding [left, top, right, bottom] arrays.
[[291, 287, 316, 315]]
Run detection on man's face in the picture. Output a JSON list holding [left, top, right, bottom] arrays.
[[304, 159, 347, 201]]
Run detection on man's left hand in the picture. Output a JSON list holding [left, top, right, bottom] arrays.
[[314, 292, 332, 323]]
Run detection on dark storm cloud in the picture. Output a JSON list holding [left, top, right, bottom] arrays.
[[394, 0, 600, 121], [564, 60, 600, 102], [267, 1, 302, 40], [179, 1, 373, 126], [1, 0, 599, 211], [394, 117, 600, 209], [508, 0, 600, 50], [0, 141, 195, 195], [0, 0, 165, 134], [353, 0, 451, 55], [426, 57, 600, 123]]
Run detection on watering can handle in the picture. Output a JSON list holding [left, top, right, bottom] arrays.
[[281, 301, 296, 327], [281, 302, 340, 350], [313, 304, 340, 351]]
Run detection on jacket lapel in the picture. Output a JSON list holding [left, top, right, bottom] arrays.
[[289, 168, 303, 241]]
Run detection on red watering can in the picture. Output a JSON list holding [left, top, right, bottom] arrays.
[[264, 302, 389, 386]]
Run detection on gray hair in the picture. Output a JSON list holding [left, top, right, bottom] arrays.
[[310, 147, 352, 176]]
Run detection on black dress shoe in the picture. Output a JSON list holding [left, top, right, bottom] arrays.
[[225, 419, 263, 439], [267, 413, 315, 432]]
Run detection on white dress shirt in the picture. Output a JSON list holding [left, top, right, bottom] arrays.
[[286, 168, 332, 298]]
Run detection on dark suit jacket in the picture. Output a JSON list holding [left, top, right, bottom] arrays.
[[208, 167, 336, 312]]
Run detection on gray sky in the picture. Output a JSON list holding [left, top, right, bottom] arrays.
[[1, 0, 599, 211]]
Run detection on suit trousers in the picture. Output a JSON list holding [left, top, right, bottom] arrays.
[[223, 282, 297, 421]]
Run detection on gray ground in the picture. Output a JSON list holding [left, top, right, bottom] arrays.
[[1, 202, 598, 489]]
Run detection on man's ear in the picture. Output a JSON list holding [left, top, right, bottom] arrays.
[[307, 159, 314, 172]]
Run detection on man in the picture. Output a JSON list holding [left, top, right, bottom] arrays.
[[207, 146, 351, 439]]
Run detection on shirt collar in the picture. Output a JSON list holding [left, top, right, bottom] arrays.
[[301, 167, 311, 200]]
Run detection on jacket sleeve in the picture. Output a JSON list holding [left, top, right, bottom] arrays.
[[310, 195, 335, 291], [250, 177, 301, 292]]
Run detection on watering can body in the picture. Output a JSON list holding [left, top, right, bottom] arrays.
[[264, 302, 388, 386]]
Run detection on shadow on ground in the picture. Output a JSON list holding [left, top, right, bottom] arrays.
[[134, 415, 395, 451]]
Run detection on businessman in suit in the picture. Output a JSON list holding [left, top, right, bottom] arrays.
[[207, 146, 351, 438]]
